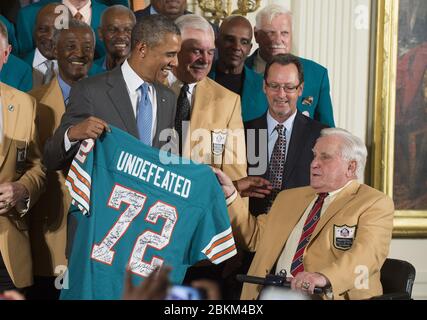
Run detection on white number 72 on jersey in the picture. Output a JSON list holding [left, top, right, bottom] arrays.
[[91, 184, 178, 277]]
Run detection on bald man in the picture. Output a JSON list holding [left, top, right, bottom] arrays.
[[209, 16, 268, 122], [95, 5, 136, 71]]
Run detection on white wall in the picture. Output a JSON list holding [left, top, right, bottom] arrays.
[[389, 239, 427, 299]]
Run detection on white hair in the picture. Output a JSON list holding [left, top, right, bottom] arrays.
[[175, 14, 214, 39], [255, 4, 292, 30], [320, 128, 368, 179]]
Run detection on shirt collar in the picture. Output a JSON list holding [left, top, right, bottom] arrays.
[[57, 74, 71, 104], [33, 47, 48, 67], [121, 59, 150, 93], [266, 110, 297, 137], [326, 180, 355, 198], [63, 0, 92, 23], [167, 71, 197, 97], [150, 5, 159, 15]]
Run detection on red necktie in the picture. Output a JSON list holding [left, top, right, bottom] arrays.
[[290, 193, 328, 276]]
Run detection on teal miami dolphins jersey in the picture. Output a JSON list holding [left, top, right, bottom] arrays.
[[61, 126, 236, 299]]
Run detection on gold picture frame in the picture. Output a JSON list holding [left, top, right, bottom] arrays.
[[372, 0, 427, 237]]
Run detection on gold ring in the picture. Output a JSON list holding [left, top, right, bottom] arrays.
[[302, 281, 310, 290]]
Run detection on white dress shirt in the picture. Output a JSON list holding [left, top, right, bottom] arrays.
[[32, 47, 58, 75], [64, 59, 158, 150], [63, 0, 92, 24], [266, 110, 296, 162], [167, 71, 197, 105], [121, 59, 157, 141], [275, 180, 355, 275]]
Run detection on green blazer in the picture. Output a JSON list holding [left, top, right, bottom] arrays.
[[0, 15, 19, 54], [208, 63, 269, 122], [246, 50, 335, 127], [0, 54, 33, 92], [16, 0, 108, 59]]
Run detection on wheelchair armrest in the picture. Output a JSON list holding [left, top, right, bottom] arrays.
[[370, 292, 411, 300]]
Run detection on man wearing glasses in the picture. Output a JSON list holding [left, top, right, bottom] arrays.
[[227, 54, 327, 297], [245, 4, 335, 128], [245, 53, 327, 216]]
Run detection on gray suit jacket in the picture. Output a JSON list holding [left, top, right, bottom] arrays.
[[43, 67, 176, 171]]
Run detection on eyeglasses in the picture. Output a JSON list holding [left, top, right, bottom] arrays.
[[265, 82, 301, 93]]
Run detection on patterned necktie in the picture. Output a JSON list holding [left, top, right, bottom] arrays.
[[74, 11, 84, 21], [266, 124, 286, 212], [175, 83, 191, 152], [290, 193, 329, 276], [43, 60, 55, 84], [136, 83, 152, 145]]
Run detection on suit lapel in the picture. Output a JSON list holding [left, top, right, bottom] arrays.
[[283, 113, 308, 183], [256, 114, 269, 179], [40, 77, 65, 115], [152, 82, 171, 147], [267, 188, 315, 270], [106, 68, 139, 137], [189, 78, 213, 152], [0, 83, 19, 168], [309, 181, 360, 243]]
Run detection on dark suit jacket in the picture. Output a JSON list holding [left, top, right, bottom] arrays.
[[43, 66, 177, 171], [244, 111, 327, 214]]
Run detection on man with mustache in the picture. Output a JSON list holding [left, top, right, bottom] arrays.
[[208, 15, 268, 122], [26, 19, 97, 299], [246, 4, 335, 128], [95, 5, 136, 71], [23, 3, 103, 88], [43, 14, 181, 171]]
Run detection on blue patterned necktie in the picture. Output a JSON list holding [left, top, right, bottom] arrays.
[[136, 83, 152, 145]]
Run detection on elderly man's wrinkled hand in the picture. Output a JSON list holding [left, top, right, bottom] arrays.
[[0, 182, 29, 215], [234, 176, 272, 198]]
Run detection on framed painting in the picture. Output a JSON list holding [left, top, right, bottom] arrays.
[[372, 0, 427, 237]]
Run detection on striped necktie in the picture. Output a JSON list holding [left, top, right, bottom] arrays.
[[290, 193, 328, 276]]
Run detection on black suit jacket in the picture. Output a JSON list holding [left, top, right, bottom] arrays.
[[244, 111, 327, 215], [43, 66, 177, 171]]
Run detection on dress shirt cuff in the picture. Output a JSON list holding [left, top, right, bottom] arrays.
[[15, 197, 30, 217], [226, 189, 238, 207], [64, 127, 78, 152]]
